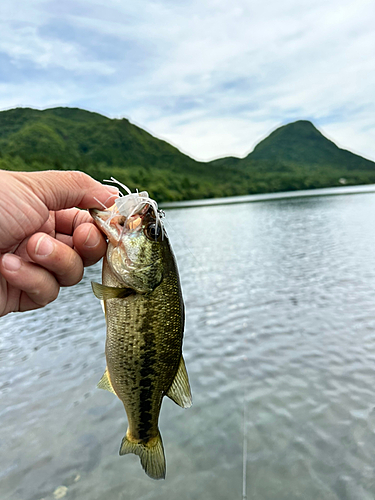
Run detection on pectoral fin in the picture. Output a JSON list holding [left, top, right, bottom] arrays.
[[97, 367, 116, 395], [91, 282, 134, 300], [166, 356, 192, 408]]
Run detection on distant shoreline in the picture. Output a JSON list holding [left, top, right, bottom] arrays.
[[161, 184, 375, 209]]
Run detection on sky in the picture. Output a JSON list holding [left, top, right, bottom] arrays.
[[1, 0, 375, 162]]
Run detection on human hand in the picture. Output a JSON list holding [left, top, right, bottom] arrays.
[[0, 170, 118, 316]]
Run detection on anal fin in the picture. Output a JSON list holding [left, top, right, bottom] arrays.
[[166, 356, 192, 408], [97, 367, 116, 395]]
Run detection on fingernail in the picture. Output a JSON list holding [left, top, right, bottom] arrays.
[[35, 234, 54, 256], [83, 227, 101, 248], [2, 254, 22, 272], [106, 187, 119, 196]]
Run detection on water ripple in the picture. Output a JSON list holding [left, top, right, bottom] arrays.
[[2, 193, 375, 498]]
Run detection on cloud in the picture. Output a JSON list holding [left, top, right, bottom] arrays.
[[1, 0, 375, 161]]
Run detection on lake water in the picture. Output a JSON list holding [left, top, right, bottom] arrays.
[[2, 190, 375, 500]]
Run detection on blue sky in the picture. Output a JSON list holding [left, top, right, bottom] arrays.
[[1, 0, 375, 161]]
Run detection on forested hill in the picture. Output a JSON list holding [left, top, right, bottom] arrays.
[[212, 120, 375, 170], [1, 107, 375, 202], [0, 107, 209, 201], [250, 120, 374, 169]]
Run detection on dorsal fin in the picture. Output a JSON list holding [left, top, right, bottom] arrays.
[[166, 356, 192, 408]]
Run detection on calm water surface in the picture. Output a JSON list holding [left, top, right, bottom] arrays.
[[2, 192, 375, 499]]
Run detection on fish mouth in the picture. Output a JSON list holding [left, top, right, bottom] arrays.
[[89, 188, 162, 247], [90, 205, 146, 246], [89, 206, 120, 246], [90, 204, 160, 284]]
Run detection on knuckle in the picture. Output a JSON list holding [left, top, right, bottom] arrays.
[[49, 286, 60, 303], [39, 291, 59, 307], [33, 281, 60, 307], [66, 170, 90, 189], [56, 244, 80, 271], [58, 252, 84, 285], [74, 211, 90, 227]]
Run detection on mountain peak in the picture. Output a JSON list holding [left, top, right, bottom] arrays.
[[282, 119, 316, 127], [249, 120, 342, 166], [273, 120, 323, 139]]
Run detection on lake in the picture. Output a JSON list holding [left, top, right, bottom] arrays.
[[2, 188, 375, 500]]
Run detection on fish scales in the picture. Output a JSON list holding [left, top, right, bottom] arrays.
[[90, 188, 191, 480], [103, 256, 183, 441]]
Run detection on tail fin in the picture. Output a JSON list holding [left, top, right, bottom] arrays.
[[119, 431, 166, 480]]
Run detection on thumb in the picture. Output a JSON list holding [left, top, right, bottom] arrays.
[[17, 170, 119, 211]]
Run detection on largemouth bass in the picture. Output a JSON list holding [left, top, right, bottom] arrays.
[[90, 187, 192, 480]]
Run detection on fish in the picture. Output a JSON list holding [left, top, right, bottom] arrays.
[[89, 186, 192, 480]]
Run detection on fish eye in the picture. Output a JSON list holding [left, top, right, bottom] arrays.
[[145, 223, 161, 241]]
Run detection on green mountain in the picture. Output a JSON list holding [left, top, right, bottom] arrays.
[[246, 120, 374, 170], [0, 107, 213, 201], [210, 120, 375, 194], [1, 107, 374, 201]]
